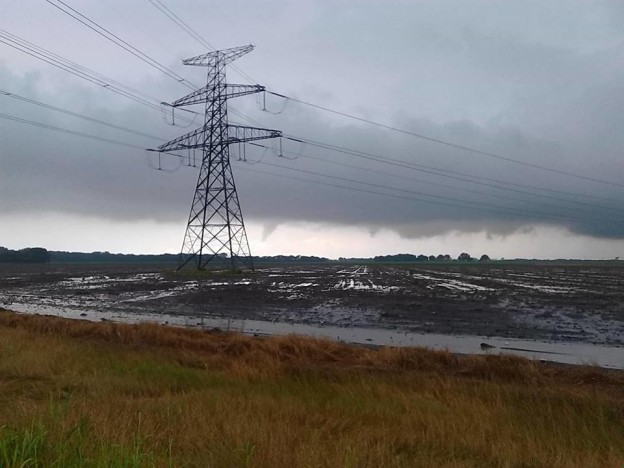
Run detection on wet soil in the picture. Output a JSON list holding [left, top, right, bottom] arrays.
[[0, 262, 623, 346]]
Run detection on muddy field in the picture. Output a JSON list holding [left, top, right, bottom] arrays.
[[0, 262, 623, 347]]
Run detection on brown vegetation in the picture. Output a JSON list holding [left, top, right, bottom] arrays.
[[0, 308, 623, 467]]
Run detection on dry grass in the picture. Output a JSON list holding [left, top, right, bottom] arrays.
[[0, 309, 623, 467]]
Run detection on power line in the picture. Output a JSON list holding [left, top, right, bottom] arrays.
[[0, 112, 144, 149], [237, 151, 624, 227], [148, 137, 619, 226], [2, 27, 619, 218], [15, 2, 622, 205], [147, 0, 216, 50], [0, 30, 199, 125], [1, 107, 619, 230], [5, 81, 619, 220], [9, 81, 613, 218], [142, 0, 623, 191], [268, 91, 624, 189], [235, 162, 622, 229], [5, 13, 621, 229], [0, 30, 160, 109], [271, 144, 624, 217], [0, 29, 159, 103], [284, 135, 623, 206], [146, 0, 257, 84], [46, 0, 197, 90], [0, 89, 161, 140], [256, 161, 568, 220], [238, 163, 519, 217], [0, 35, 153, 111]]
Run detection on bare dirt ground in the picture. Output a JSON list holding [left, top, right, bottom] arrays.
[[0, 262, 623, 346]]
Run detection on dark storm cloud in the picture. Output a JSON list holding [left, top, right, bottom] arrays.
[[1, 0, 623, 241]]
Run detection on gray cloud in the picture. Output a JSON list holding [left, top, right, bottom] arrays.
[[1, 0, 624, 247]]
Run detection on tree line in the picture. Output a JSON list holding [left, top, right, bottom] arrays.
[[373, 253, 490, 262], [0, 247, 50, 263], [0, 247, 491, 264]]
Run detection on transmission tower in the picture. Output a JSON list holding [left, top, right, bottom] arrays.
[[149, 45, 281, 271]]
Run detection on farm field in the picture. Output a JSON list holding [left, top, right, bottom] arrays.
[[1, 262, 623, 355]]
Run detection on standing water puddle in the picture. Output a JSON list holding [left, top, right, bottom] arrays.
[[5, 303, 623, 370]]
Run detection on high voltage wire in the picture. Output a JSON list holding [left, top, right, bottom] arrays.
[[0, 30, 160, 109], [145, 0, 257, 84], [0, 30, 260, 136], [42, 0, 260, 128], [1, 76, 620, 219], [0, 30, 199, 125], [267, 144, 624, 216], [253, 160, 580, 222], [2, 27, 621, 215], [9, 84, 617, 218], [37, 0, 624, 192], [141, 0, 616, 203], [46, 0, 197, 90], [0, 89, 161, 141], [0, 112, 144, 149], [239, 147, 624, 227], [0, 33, 155, 110], [42, 0, 259, 126], [0, 30, 157, 103], [6, 6, 623, 226], [4, 83, 621, 219], [284, 136, 622, 205], [234, 163, 624, 229], [51, 0, 617, 200], [147, 0, 217, 50], [1, 108, 621, 230], [236, 164, 528, 220], [267, 91, 624, 189], [137, 2, 624, 202]]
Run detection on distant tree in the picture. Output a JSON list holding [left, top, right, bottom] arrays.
[[443, 254, 452, 261], [416, 254, 428, 262], [428, 255, 436, 261], [373, 254, 417, 263], [458, 252, 472, 262], [479, 254, 491, 262], [20, 248, 50, 263], [0, 247, 49, 263]]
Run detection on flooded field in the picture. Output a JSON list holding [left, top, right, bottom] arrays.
[[1, 262, 623, 367]]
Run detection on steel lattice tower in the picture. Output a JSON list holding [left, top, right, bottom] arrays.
[[150, 45, 281, 271]]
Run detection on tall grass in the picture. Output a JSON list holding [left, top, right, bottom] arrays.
[[0, 309, 622, 467], [0, 421, 154, 467]]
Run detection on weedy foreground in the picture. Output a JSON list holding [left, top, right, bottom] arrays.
[[0, 309, 623, 467]]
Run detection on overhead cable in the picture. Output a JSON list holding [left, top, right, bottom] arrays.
[[0, 112, 144, 149], [268, 91, 624, 188], [46, 0, 197, 89]]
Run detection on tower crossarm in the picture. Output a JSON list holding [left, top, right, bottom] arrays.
[[153, 124, 282, 152], [154, 126, 205, 152], [227, 124, 282, 144], [170, 84, 265, 108], [182, 44, 254, 67]]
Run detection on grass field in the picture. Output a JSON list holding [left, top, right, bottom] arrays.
[[0, 309, 623, 467]]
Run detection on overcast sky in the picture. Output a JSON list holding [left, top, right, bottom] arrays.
[[1, 0, 624, 259]]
